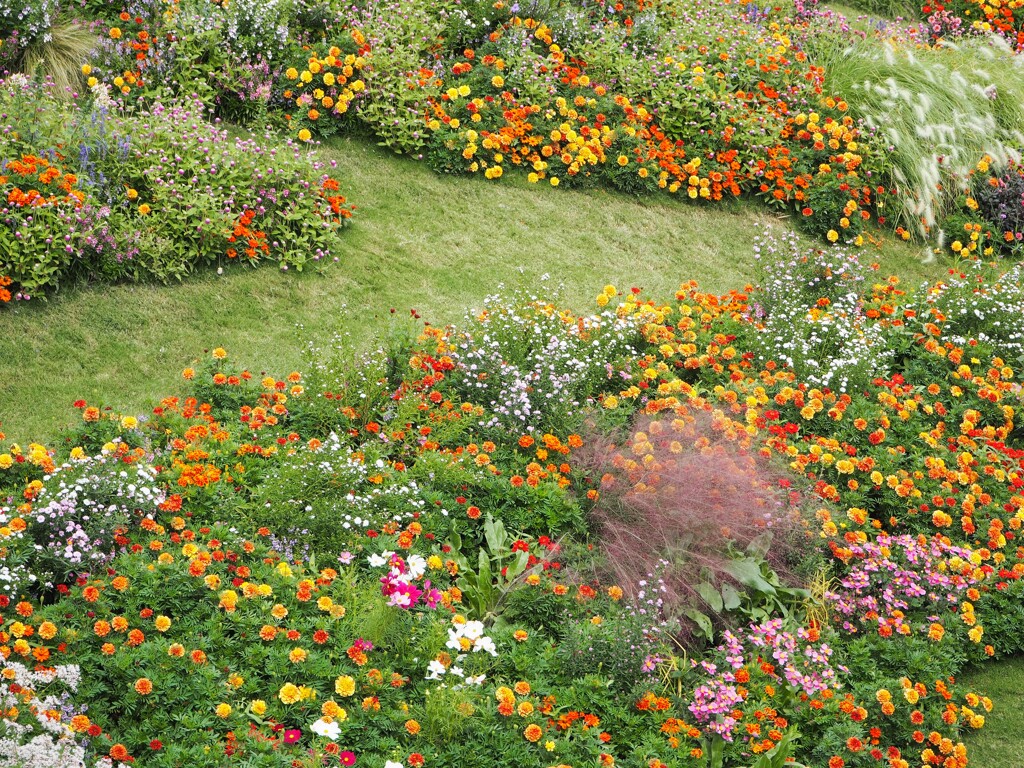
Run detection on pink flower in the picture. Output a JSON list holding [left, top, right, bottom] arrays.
[[340, 751, 357, 766], [283, 729, 301, 744]]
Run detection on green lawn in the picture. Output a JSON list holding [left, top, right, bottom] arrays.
[[0, 135, 939, 443], [962, 657, 1024, 764]]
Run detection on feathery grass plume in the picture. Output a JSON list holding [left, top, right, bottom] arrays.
[[823, 35, 1024, 240], [581, 407, 807, 644], [20, 21, 95, 97]]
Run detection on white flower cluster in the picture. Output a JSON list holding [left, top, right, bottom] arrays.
[[26, 455, 165, 585], [257, 432, 433, 534], [751, 228, 894, 393], [0, 505, 35, 599], [447, 287, 642, 431], [445, 619, 498, 657], [0, 0, 59, 46], [221, 0, 291, 62], [0, 662, 95, 768], [909, 261, 1024, 363], [424, 618, 497, 687]]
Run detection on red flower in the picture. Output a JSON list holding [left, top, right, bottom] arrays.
[[149, 740, 163, 750], [409, 754, 425, 767]]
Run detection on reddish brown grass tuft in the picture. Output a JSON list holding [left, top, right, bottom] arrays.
[[579, 406, 806, 637]]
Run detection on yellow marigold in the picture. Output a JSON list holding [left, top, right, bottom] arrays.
[[279, 683, 302, 705], [251, 699, 267, 715], [335, 675, 356, 697], [215, 703, 232, 718]]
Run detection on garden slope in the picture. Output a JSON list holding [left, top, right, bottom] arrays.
[[0, 135, 938, 442]]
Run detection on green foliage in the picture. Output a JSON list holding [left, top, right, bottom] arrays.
[[449, 515, 531, 621], [553, 607, 656, 692], [685, 538, 811, 645]]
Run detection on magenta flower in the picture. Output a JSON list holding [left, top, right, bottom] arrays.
[[340, 751, 357, 766], [283, 729, 301, 744]]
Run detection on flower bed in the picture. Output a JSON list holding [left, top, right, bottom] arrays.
[[2, 239, 1023, 765]]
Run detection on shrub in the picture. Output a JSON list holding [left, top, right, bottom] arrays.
[[971, 160, 1024, 255], [905, 259, 1024, 363], [0, 83, 355, 297]]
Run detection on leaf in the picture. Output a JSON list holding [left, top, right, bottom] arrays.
[[696, 581, 724, 613], [684, 608, 714, 640], [709, 734, 726, 768], [484, 515, 507, 555], [745, 532, 774, 560], [721, 582, 742, 611], [477, 549, 493, 597], [723, 558, 777, 595], [507, 550, 529, 581]]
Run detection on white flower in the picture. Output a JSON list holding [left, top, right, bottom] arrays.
[[462, 620, 485, 641], [310, 717, 341, 740], [425, 660, 447, 680], [385, 761, 405, 768], [407, 554, 427, 579], [475, 636, 498, 656], [367, 550, 393, 568]]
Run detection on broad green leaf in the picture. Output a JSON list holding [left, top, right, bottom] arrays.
[[721, 582, 742, 611], [696, 581, 724, 613], [723, 558, 777, 595]]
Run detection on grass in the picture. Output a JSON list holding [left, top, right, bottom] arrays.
[[0, 134, 940, 443], [21, 21, 97, 96], [821, 35, 1024, 236], [961, 657, 1024, 765]]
